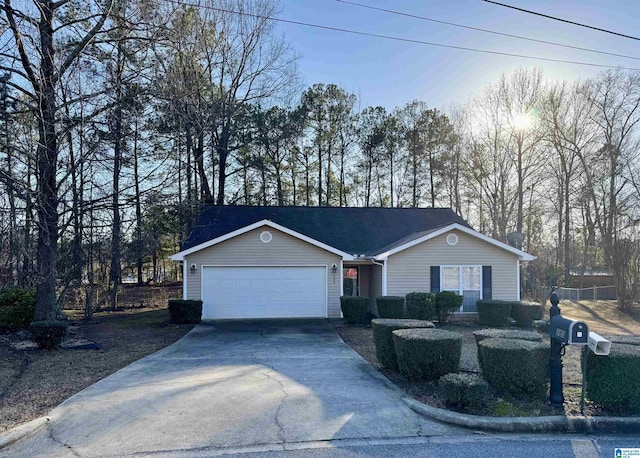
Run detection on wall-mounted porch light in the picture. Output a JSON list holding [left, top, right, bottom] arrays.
[[190, 263, 197, 274], [331, 264, 338, 273]]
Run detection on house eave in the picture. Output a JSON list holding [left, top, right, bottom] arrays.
[[374, 223, 536, 261]]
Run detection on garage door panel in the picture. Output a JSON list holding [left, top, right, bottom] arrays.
[[202, 266, 326, 319]]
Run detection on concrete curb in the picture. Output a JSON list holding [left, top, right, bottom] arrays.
[[0, 416, 49, 450], [403, 397, 640, 434]]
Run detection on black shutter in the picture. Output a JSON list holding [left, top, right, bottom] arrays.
[[430, 266, 440, 293], [482, 266, 492, 300]]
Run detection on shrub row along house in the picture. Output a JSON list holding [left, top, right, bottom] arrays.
[[171, 206, 535, 320]]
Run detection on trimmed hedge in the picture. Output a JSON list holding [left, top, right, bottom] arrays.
[[405, 292, 436, 321], [392, 328, 463, 380], [585, 343, 640, 413], [439, 373, 489, 412], [30, 320, 68, 349], [0, 287, 35, 331], [371, 319, 435, 370], [435, 291, 463, 323], [477, 300, 513, 328], [376, 296, 405, 319], [168, 299, 203, 324], [340, 296, 369, 324], [472, 328, 543, 346], [511, 302, 542, 329], [603, 334, 640, 346], [473, 329, 542, 368], [478, 337, 548, 399]]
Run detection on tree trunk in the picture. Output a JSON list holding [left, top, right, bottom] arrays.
[[429, 149, 436, 207], [33, 1, 59, 322], [516, 136, 524, 234], [195, 130, 212, 201], [390, 151, 394, 208], [109, 107, 122, 312], [275, 164, 284, 206], [411, 147, 418, 208], [216, 127, 231, 206], [317, 141, 323, 206], [133, 120, 144, 285], [326, 143, 331, 206], [564, 168, 571, 284]]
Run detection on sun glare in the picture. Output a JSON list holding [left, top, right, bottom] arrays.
[[512, 113, 533, 131]]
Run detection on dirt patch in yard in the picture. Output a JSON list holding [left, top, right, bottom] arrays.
[[559, 300, 640, 336], [333, 303, 640, 418], [0, 307, 193, 433]]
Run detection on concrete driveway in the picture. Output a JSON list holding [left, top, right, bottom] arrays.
[[1, 320, 465, 457]]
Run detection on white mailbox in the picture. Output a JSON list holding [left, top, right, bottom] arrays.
[[588, 331, 611, 356]]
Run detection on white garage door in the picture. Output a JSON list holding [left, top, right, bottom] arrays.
[[202, 266, 327, 319]]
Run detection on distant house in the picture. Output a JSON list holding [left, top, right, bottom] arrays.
[[171, 206, 535, 320], [568, 269, 617, 300], [569, 269, 615, 289]]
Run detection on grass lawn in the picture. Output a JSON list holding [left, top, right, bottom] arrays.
[[0, 307, 193, 433], [334, 300, 640, 417]]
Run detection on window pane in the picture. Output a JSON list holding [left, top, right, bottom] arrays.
[[442, 267, 460, 289], [462, 266, 481, 289]]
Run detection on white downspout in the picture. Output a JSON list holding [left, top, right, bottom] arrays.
[[516, 259, 521, 301], [182, 260, 187, 300]]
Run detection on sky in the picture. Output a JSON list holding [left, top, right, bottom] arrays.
[[274, 0, 639, 111]]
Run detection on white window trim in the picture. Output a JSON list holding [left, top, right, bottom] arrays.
[[440, 265, 483, 313]]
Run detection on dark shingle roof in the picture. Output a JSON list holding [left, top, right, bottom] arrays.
[[180, 205, 470, 256]]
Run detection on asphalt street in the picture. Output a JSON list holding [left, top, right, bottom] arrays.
[[132, 434, 640, 457]]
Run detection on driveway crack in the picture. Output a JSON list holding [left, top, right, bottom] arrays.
[[47, 422, 82, 457], [262, 370, 289, 444]]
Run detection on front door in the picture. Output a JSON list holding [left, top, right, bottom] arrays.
[[343, 266, 359, 296]]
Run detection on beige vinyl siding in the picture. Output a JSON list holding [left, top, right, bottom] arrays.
[[185, 227, 342, 318], [369, 264, 383, 315], [386, 229, 519, 301], [359, 266, 370, 299]]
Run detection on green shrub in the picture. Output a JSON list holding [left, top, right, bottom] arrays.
[[375, 296, 404, 319], [439, 373, 489, 412], [405, 292, 436, 321], [477, 300, 513, 328], [392, 328, 462, 380], [533, 320, 549, 333], [534, 303, 545, 320], [585, 343, 640, 414], [511, 302, 542, 329], [0, 287, 36, 331], [478, 338, 548, 399], [30, 320, 68, 349], [371, 319, 435, 370], [168, 299, 203, 324], [340, 296, 369, 325], [435, 291, 463, 323]]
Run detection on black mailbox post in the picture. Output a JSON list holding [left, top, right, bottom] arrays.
[[549, 292, 564, 408], [548, 292, 589, 409]]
